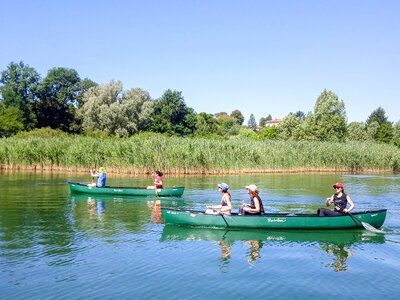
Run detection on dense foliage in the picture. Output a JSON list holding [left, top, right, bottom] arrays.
[[1, 61, 400, 148]]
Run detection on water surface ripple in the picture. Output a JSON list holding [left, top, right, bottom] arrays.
[[1, 172, 400, 299]]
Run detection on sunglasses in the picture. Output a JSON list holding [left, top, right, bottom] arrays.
[[334, 187, 342, 189]]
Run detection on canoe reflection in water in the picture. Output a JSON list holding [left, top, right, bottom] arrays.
[[321, 244, 355, 273], [161, 225, 385, 271]]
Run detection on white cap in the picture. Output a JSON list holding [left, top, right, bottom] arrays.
[[246, 184, 257, 192]]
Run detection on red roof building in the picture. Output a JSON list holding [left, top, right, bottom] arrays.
[[265, 119, 283, 127]]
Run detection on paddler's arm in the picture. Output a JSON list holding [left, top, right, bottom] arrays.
[[326, 195, 334, 206], [244, 197, 260, 213]]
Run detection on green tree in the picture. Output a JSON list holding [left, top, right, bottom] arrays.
[[277, 113, 300, 140], [366, 107, 388, 127], [247, 114, 257, 130], [313, 89, 347, 141], [79, 80, 153, 137], [36, 67, 81, 131], [293, 113, 316, 140], [0, 104, 25, 137], [393, 121, 400, 147], [230, 109, 244, 125], [295, 111, 305, 123], [376, 122, 393, 143], [150, 89, 195, 136], [215, 112, 230, 120], [238, 126, 257, 139], [195, 112, 218, 136], [366, 121, 380, 140], [259, 125, 278, 139], [347, 122, 367, 141], [76, 79, 98, 108], [259, 114, 272, 126], [215, 112, 239, 136], [0, 61, 40, 130]]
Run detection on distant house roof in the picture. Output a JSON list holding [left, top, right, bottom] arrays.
[[265, 119, 283, 124], [265, 119, 283, 127]]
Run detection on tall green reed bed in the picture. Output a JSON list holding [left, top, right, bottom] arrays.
[[0, 134, 399, 173]]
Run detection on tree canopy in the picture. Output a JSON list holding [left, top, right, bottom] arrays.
[[36, 67, 81, 131], [0, 104, 25, 137], [313, 89, 347, 141], [0, 61, 40, 130], [150, 89, 196, 136], [79, 80, 153, 137], [247, 114, 257, 129], [230, 109, 244, 125]]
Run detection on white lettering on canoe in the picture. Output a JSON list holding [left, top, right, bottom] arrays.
[[113, 189, 123, 192], [190, 214, 196, 217], [267, 218, 287, 223], [371, 214, 378, 217]]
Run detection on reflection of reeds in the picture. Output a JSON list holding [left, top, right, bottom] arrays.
[[1, 135, 399, 173]]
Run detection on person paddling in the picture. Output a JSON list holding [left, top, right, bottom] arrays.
[[87, 167, 106, 188], [239, 184, 265, 215], [318, 182, 355, 216], [147, 170, 163, 189], [205, 183, 232, 215]]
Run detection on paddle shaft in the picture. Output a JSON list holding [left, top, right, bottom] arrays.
[[91, 161, 97, 184], [346, 212, 361, 228], [220, 213, 230, 228], [153, 173, 159, 204]]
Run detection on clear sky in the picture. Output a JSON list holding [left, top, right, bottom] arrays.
[[1, 0, 399, 124]]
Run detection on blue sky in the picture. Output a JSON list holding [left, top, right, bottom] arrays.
[[1, 0, 399, 123]]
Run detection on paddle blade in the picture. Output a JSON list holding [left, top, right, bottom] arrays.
[[361, 222, 384, 233]]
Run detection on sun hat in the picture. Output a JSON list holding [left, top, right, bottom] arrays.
[[333, 182, 343, 188], [246, 184, 258, 192], [99, 167, 106, 174], [217, 183, 229, 192]]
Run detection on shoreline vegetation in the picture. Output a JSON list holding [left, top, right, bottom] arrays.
[[1, 134, 399, 175]]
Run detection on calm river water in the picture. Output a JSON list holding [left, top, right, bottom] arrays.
[[1, 172, 400, 299]]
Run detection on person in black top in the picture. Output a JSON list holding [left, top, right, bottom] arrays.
[[318, 182, 355, 216], [239, 184, 265, 215]]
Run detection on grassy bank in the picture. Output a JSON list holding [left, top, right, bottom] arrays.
[[1, 134, 399, 174]]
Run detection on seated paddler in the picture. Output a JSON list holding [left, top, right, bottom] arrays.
[[87, 167, 106, 188], [317, 182, 355, 216], [239, 184, 265, 215], [205, 183, 232, 215]]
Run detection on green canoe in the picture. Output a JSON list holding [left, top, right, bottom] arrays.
[[161, 208, 387, 229], [68, 182, 184, 197]]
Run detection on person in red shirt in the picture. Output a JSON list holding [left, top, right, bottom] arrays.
[[147, 170, 163, 189]]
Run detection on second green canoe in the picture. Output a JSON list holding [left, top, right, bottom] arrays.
[[68, 182, 184, 197], [162, 208, 387, 229]]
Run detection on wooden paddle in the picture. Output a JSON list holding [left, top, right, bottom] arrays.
[[153, 172, 159, 205], [91, 161, 97, 184]]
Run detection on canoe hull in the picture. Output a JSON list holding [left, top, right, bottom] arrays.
[[162, 208, 387, 229], [68, 182, 184, 197]]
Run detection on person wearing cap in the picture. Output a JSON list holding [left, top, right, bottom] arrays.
[[88, 167, 107, 188], [239, 184, 265, 215], [205, 183, 232, 215], [317, 183, 355, 216]]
